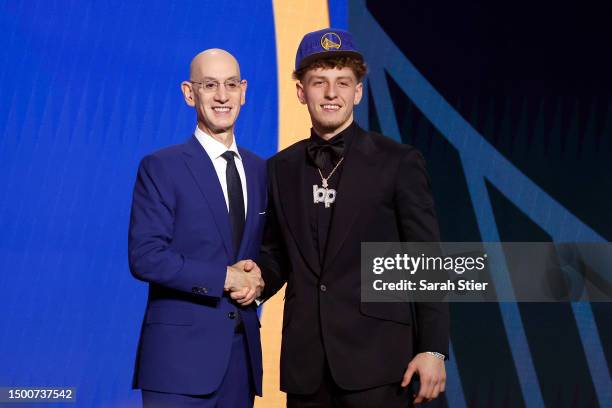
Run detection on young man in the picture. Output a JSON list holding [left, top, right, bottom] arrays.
[[128, 49, 266, 407], [258, 29, 449, 407]]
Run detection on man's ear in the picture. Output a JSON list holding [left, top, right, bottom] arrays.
[[240, 79, 247, 106], [354, 81, 363, 105], [181, 81, 195, 107], [296, 81, 306, 105]]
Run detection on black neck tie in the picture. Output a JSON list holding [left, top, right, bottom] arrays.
[[221, 151, 245, 257]]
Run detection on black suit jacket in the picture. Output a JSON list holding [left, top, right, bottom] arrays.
[[259, 124, 449, 394]]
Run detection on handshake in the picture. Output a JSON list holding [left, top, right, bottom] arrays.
[[224, 260, 265, 306]]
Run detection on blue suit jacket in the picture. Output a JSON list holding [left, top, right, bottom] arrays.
[[128, 136, 266, 396]]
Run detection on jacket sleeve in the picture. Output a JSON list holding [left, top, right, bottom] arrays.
[[395, 148, 450, 358], [257, 159, 291, 301], [128, 154, 226, 299]]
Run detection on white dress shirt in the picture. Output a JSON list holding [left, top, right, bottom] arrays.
[[194, 127, 248, 218]]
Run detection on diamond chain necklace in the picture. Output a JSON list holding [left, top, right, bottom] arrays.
[[317, 157, 344, 188]]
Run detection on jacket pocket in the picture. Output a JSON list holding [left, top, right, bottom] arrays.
[[145, 305, 193, 326], [359, 302, 413, 326]]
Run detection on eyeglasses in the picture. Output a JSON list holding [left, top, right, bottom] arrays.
[[190, 79, 243, 93]]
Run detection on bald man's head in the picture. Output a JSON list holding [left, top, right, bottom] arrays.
[[190, 48, 241, 81], [181, 49, 247, 139]]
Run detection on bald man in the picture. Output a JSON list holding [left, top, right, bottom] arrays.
[[128, 49, 266, 407]]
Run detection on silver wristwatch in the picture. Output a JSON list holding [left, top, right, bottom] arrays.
[[426, 351, 446, 361]]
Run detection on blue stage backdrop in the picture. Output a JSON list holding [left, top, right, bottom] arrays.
[[0, 1, 276, 407]]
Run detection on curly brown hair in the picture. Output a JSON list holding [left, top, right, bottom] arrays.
[[293, 56, 368, 82]]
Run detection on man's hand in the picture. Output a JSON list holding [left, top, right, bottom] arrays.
[[401, 352, 446, 404], [224, 259, 264, 306]]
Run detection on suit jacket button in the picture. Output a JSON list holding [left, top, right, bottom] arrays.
[[320, 284, 327, 292], [228, 311, 236, 319]]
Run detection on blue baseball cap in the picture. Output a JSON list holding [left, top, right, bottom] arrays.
[[295, 28, 363, 71]]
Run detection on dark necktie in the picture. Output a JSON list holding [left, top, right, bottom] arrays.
[[221, 151, 245, 257]]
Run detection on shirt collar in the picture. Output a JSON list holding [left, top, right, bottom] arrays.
[[194, 126, 242, 162], [309, 121, 356, 153]]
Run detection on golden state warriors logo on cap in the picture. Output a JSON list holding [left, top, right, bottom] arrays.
[[320, 32, 341, 50]]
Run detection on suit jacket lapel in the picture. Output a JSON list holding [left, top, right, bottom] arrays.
[[182, 136, 234, 260], [323, 127, 378, 272], [277, 147, 322, 276], [237, 148, 258, 260]]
